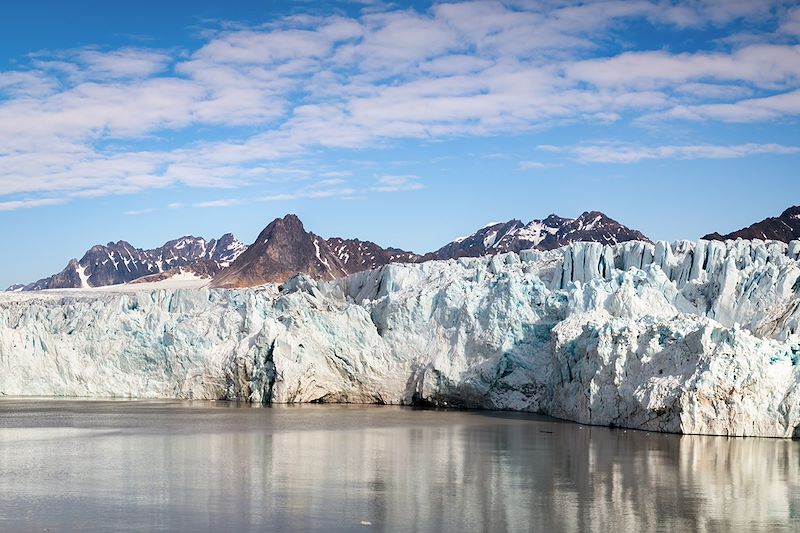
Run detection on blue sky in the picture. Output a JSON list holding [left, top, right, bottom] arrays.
[[1, 0, 800, 288]]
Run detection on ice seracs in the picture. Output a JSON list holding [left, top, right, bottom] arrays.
[[1, 238, 798, 437]]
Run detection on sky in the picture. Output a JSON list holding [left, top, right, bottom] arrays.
[[1, 0, 800, 288]]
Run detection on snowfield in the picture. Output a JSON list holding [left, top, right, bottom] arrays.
[[1, 239, 799, 437]]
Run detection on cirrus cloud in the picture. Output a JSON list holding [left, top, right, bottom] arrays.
[[571, 142, 800, 163]]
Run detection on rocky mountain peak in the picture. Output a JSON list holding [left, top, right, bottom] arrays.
[[257, 214, 306, 243], [425, 210, 649, 260], [9, 210, 651, 291], [781, 205, 800, 219], [211, 214, 420, 288], [703, 205, 800, 242], [13, 232, 247, 291]]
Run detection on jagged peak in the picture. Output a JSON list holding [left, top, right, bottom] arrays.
[[264, 213, 305, 231], [255, 214, 309, 243], [540, 214, 570, 225], [576, 210, 608, 220], [277, 213, 303, 225]]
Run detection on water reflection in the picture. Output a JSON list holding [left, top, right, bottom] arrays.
[[0, 401, 797, 532]]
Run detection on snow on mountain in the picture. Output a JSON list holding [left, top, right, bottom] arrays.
[[425, 211, 650, 260], [326, 237, 419, 273], [2, 238, 798, 437], [704, 205, 800, 243], [9, 210, 652, 291], [13, 233, 247, 291], [211, 214, 420, 288]]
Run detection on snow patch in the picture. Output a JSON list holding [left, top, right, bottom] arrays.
[[482, 230, 498, 249], [76, 263, 91, 289]]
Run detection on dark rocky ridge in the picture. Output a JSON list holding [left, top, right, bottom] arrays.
[[212, 211, 650, 288], [703, 206, 800, 243], [18, 233, 246, 291], [211, 215, 421, 288], [11, 210, 651, 290], [425, 211, 651, 261]]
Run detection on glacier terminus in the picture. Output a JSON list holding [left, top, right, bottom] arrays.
[[1, 238, 799, 438]]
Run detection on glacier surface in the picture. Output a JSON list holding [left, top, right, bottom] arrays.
[[1, 239, 799, 437]]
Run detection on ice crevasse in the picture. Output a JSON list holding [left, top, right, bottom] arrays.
[[1, 238, 799, 438]]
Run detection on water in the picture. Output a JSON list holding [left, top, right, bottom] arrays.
[[0, 400, 797, 532]]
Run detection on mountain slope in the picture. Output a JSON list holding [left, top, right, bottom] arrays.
[[211, 214, 420, 288], [425, 211, 650, 260], [18, 233, 246, 291], [10, 210, 650, 290], [703, 205, 800, 242]]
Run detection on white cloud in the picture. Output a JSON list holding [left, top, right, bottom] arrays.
[[333, 10, 461, 71], [258, 187, 357, 202], [0, 70, 59, 97], [319, 170, 353, 178], [315, 178, 348, 187], [674, 83, 753, 100], [657, 0, 780, 28], [124, 207, 158, 216], [571, 142, 800, 163], [193, 199, 243, 208], [536, 144, 563, 153], [254, 175, 423, 201], [781, 7, 800, 36], [644, 89, 800, 122], [420, 55, 493, 76], [0, 1, 798, 210], [480, 152, 511, 159], [78, 48, 172, 79], [372, 175, 424, 192], [0, 197, 65, 211], [565, 45, 800, 90], [518, 161, 561, 170]]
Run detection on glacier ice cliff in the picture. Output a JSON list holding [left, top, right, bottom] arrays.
[[1, 239, 799, 437]]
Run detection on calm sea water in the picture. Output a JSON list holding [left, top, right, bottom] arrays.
[[0, 400, 797, 532]]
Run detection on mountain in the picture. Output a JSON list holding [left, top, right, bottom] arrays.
[[703, 206, 800, 242], [17, 233, 247, 291], [211, 214, 420, 288], [10, 210, 650, 290], [212, 211, 648, 288], [425, 211, 651, 260]]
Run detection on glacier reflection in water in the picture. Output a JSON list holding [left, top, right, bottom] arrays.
[[0, 401, 797, 532]]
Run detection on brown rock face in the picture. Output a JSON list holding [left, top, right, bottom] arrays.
[[703, 206, 800, 243], [210, 214, 420, 288], [10, 209, 652, 291]]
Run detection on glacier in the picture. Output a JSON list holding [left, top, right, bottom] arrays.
[[1, 239, 799, 437]]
